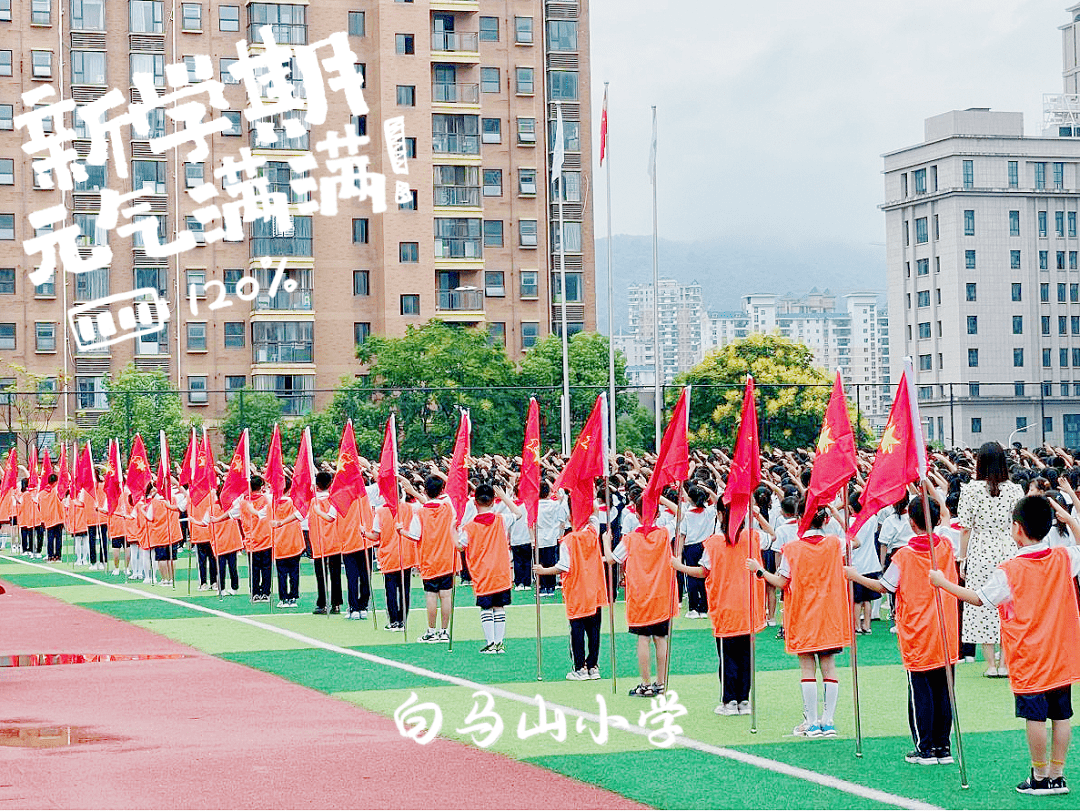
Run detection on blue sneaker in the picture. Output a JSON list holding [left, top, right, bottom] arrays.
[[818, 724, 837, 737], [805, 723, 824, 738]]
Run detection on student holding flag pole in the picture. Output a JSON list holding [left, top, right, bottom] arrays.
[[444, 409, 471, 651], [368, 415, 413, 635], [272, 426, 316, 608], [263, 424, 287, 613], [518, 399, 543, 680]]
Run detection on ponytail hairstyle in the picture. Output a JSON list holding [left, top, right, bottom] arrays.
[[715, 498, 733, 545], [687, 485, 708, 510], [796, 495, 827, 531]]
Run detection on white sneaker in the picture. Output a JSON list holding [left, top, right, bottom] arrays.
[[197, 583, 209, 591], [359, 610, 368, 619], [565, 668, 589, 681], [587, 667, 601, 680], [348, 611, 361, 620], [715, 700, 739, 716], [111, 568, 120, 576], [738, 701, 752, 716], [224, 588, 237, 595], [686, 610, 699, 619], [143, 577, 153, 584]]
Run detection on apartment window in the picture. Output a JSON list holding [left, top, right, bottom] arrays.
[[969, 383, 980, 397], [519, 168, 537, 195], [400, 294, 419, 315], [965, 249, 976, 269], [1057, 210, 1066, 238], [482, 118, 501, 144], [35, 276, 55, 297], [966, 282, 976, 301], [353, 323, 370, 346], [1044, 349, 1053, 369], [0, 159, 11, 186], [74, 267, 107, 301], [187, 376, 208, 405], [0, 268, 12, 295], [348, 10, 365, 37], [515, 67, 534, 95], [35, 322, 55, 352], [185, 269, 206, 297], [31, 0, 51, 25], [0, 105, 10, 131], [520, 270, 538, 299], [0, 0, 10, 20], [1054, 162, 1065, 189], [1008, 160, 1019, 188], [484, 271, 504, 297], [933, 214, 939, 240], [1073, 316, 1079, 336], [130, 0, 163, 32], [130, 53, 164, 87], [432, 113, 479, 155], [32, 51, 53, 79], [223, 269, 242, 296], [219, 5, 239, 31], [1071, 212, 1077, 238], [1013, 315, 1023, 334], [249, 216, 312, 256], [1073, 252, 1079, 270], [903, 221, 909, 246], [352, 218, 369, 243], [132, 160, 166, 194], [549, 70, 578, 100], [483, 220, 503, 248], [223, 322, 245, 348], [0, 50, 11, 77], [918, 354, 932, 371], [971, 418, 982, 433], [182, 3, 201, 31], [479, 16, 498, 41], [399, 190, 417, 211], [547, 19, 577, 50], [1060, 251, 1067, 271], [1012, 249, 1021, 270], [481, 67, 500, 94], [434, 218, 481, 258], [519, 219, 537, 247], [515, 16, 533, 43], [1041, 251, 1050, 271], [918, 322, 931, 339], [405, 138, 417, 159], [396, 34, 414, 54], [1060, 283, 1068, 303], [185, 162, 204, 189], [1039, 210, 1048, 237], [399, 242, 418, 263], [517, 117, 536, 144], [916, 290, 930, 307], [0, 324, 12, 350], [914, 168, 926, 194], [1009, 210, 1020, 236], [488, 322, 506, 347], [248, 3, 307, 46], [220, 58, 239, 84], [1042, 314, 1051, 335], [185, 322, 207, 351], [521, 322, 539, 349], [0, 214, 12, 241], [252, 321, 314, 363], [1062, 348, 1070, 367], [963, 209, 975, 235], [1035, 162, 1047, 190], [914, 217, 927, 244], [1042, 282, 1050, 302], [483, 169, 502, 197], [962, 159, 973, 188], [1014, 348, 1024, 367], [352, 270, 369, 297], [396, 85, 415, 106], [1073, 283, 1079, 303], [1014, 382, 1025, 397], [966, 315, 977, 335]]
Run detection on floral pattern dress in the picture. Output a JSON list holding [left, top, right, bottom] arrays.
[[957, 479, 1024, 645]]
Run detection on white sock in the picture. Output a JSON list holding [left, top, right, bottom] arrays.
[[480, 609, 495, 644], [821, 679, 839, 726], [493, 608, 506, 643], [801, 679, 819, 725]]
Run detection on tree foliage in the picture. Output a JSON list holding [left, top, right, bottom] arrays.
[[221, 388, 283, 464]]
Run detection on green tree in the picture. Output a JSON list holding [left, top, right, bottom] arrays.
[[0, 362, 69, 459], [676, 333, 868, 450], [221, 388, 283, 464]]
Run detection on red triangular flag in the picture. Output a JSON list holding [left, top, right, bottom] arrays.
[[126, 434, 152, 504], [554, 394, 606, 531], [40, 448, 54, 492], [798, 372, 858, 535], [378, 415, 399, 518], [75, 442, 95, 499], [641, 387, 691, 527], [520, 398, 542, 527], [329, 421, 363, 516], [28, 443, 38, 491], [156, 430, 172, 503], [58, 444, 72, 500], [219, 429, 250, 510], [178, 428, 196, 488], [723, 377, 760, 537], [190, 429, 214, 510], [291, 426, 315, 518], [0, 447, 18, 500], [599, 85, 609, 167], [104, 440, 124, 515], [265, 424, 286, 504], [446, 410, 471, 525], [850, 368, 923, 535]]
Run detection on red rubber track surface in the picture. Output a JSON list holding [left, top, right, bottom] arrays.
[[0, 584, 647, 810]]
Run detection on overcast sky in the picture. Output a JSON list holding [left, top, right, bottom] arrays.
[[589, 0, 1064, 250]]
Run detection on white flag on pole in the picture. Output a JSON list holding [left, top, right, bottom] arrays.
[[552, 103, 565, 181], [648, 107, 657, 182]]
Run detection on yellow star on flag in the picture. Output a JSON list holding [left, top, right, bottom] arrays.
[[578, 434, 591, 452], [816, 423, 835, 455], [525, 438, 541, 464], [880, 421, 900, 454]]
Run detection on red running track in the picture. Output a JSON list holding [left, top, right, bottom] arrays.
[[0, 584, 646, 810]]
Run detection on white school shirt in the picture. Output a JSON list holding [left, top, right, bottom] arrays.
[[1048, 524, 1076, 547], [621, 509, 640, 536], [508, 504, 531, 547], [537, 498, 569, 549], [938, 520, 963, 557], [365, 482, 383, 510], [554, 515, 602, 571], [849, 513, 881, 574], [680, 507, 715, 547], [174, 489, 188, 512], [457, 509, 514, 547], [877, 511, 914, 552], [770, 517, 799, 553], [977, 542, 1080, 607], [657, 506, 677, 541]]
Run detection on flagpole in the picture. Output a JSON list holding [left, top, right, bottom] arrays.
[[532, 524, 542, 680], [556, 101, 572, 457], [650, 105, 661, 451], [604, 82, 616, 460], [844, 495, 863, 758], [747, 510, 758, 734], [365, 540, 377, 630], [602, 474, 617, 696], [662, 497, 684, 690]]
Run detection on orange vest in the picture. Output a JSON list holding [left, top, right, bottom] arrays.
[[16, 491, 36, 528], [892, 536, 959, 671], [273, 498, 305, 559], [39, 487, 63, 528], [463, 512, 511, 597], [168, 508, 182, 544], [241, 494, 273, 553], [338, 499, 364, 555], [210, 501, 242, 556], [374, 504, 417, 573], [308, 495, 341, 559], [136, 508, 150, 550], [124, 505, 142, 547], [357, 492, 376, 550], [95, 483, 108, 525], [146, 497, 172, 548], [0, 489, 14, 521], [561, 525, 606, 621], [781, 534, 852, 655], [703, 529, 766, 638], [999, 547, 1080, 693], [418, 499, 457, 580], [107, 500, 126, 539], [623, 526, 677, 627], [189, 496, 211, 545]]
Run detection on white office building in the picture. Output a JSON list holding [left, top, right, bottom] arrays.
[[618, 279, 703, 386]]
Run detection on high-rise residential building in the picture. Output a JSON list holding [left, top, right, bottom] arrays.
[[617, 278, 701, 385], [0, 0, 593, 435]]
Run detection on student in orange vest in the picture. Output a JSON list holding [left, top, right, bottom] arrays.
[[0, 483, 13, 552], [605, 493, 677, 698], [70, 484, 90, 567], [367, 487, 418, 630], [206, 486, 242, 594], [92, 471, 109, 572], [143, 482, 179, 586], [269, 476, 305, 608], [339, 491, 373, 620], [188, 486, 216, 590], [846, 494, 959, 765], [457, 483, 519, 653], [122, 491, 144, 581], [931, 495, 1080, 796], [39, 474, 64, 562], [309, 470, 343, 615], [401, 475, 457, 644], [17, 479, 41, 558], [748, 498, 852, 737], [240, 475, 273, 602], [534, 494, 607, 680], [675, 498, 766, 715]]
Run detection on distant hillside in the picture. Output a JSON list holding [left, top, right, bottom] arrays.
[[593, 235, 888, 333]]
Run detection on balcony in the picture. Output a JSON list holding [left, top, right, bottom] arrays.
[[252, 341, 313, 364], [436, 287, 484, 319], [248, 22, 307, 46], [432, 133, 480, 155], [434, 237, 482, 260], [431, 31, 479, 59], [431, 0, 479, 10], [432, 82, 480, 104], [434, 184, 481, 207], [254, 286, 313, 311]]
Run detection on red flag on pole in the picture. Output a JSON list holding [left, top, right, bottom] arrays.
[[75, 442, 95, 499], [265, 424, 286, 504], [190, 429, 214, 510], [554, 393, 606, 531], [40, 448, 54, 492], [218, 429, 250, 510], [0, 447, 17, 501], [850, 366, 923, 535], [104, 440, 124, 515], [156, 430, 172, 503], [178, 428, 196, 488], [56, 445, 70, 500], [446, 409, 471, 524], [641, 387, 691, 527], [329, 420, 363, 516], [378, 414, 399, 518], [599, 85, 609, 167], [126, 435, 152, 503], [28, 443, 39, 492], [520, 398, 542, 527], [291, 426, 315, 518], [723, 377, 760, 538], [798, 371, 858, 535]]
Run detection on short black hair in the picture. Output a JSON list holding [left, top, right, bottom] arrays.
[[1012, 495, 1053, 542], [780, 496, 798, 517], [424, 475, 444, 499], [315, 471, 333, 491], [796, 496, 826, 529], [908, 496, 939, 532], [474, 482, 495, 506], [250, 474, 264, 491]]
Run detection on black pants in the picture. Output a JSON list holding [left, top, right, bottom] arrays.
[[512, 545, 532, 587], [569, 608, 602, 670], [88, 525, 99, 564], [384, 569, 412, 624], [683, 543, 708, 614], [46, 524, 63, 559], [458, 549, 471, 584], [276, 554, 300, 601], [343, 549, 372, 613], [717, 634, 752, 703], [250, 549, 272, 597], [35, 525, 44, 554], [314, 553, 342, 609], [217, 551, 239, 591], [21, 526, 35, 553], [88, 524, 107, 564], [538, 546, 558, 591], [957, 564, 977, 659], [196, 542, 218, 586], [179, 511, 189, 545], [908, 666, 953, 753]]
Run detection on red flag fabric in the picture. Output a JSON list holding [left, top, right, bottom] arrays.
[[265, 424, 286, 504], [75, 442, 95, 499], [723, 377, 760, 538], [554, 394, 606, 531], [178, 428, 196, 488], [291, 427, 315, 518], [520, 398, 541, 527], [798, 372, 858, 535], [56, 445, 70, 500], [329, 421, 363, 516], [0, 448, 17, 500], [446, 410, 471, 524], [641, 387, 691, 527], [103, 440, 123, 515], [156, 430, 172, 503], [190, 429, 214, 510], [219, 429, 250, 510], [28, 444, 38, 491], [599, 86, 609, 166], [40, 448, 54, 492], [850, 369, 922, 535], [126, 435, 152, 503], [378, 415, 399, 518]]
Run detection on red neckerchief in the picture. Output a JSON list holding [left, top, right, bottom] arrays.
[[799, 533, 825, 545], [1018, 546, 1054, 561], [906, 533, 943, 553], [473, 512, 498, 526]]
